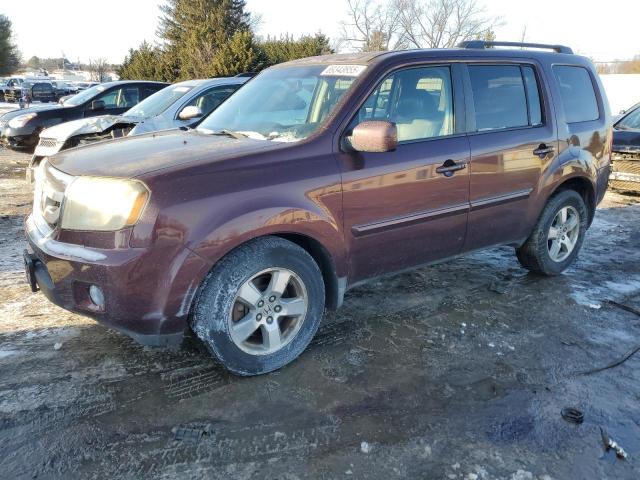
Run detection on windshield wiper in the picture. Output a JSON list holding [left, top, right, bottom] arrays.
[[203, 129, 247, 139]]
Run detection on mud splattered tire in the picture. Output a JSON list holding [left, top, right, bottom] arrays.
[[516, 189, 588, 275], [190, 236, 325, 376]]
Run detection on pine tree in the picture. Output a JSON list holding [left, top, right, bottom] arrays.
[[117, 41, 166, 81], [0, 15, 20, 75], [157, 0, 259, 78], [260, 33, 333, 67]]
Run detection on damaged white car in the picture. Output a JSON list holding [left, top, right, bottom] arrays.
[[28, 77, 247, 179]]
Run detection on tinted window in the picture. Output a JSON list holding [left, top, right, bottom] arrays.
[[469, 65, 528, 131], [553, 66, 599, 123], [522, 66, 542, 126], [355, 66, 454, 142]]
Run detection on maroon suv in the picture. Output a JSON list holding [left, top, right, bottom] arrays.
[[24, 41, 612, 375]]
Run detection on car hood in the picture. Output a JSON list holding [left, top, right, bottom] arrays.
[[40, 115, 141, 141], [613, 129, 640, 153], [0, 103, 69, 120], [50, 129, 285, 178]]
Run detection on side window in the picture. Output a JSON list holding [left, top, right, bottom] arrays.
[[522, 66, 542, 126], [118, 87, 139, 108], [618, 107, 640, 130], [142, 85, 166, 98], [184, 85, 239, 118], [468, 65, 529, 131], [553, 66, 599, 123], [355, 66, 454, 142], [96, 87, 140, 109], [96, 89, 120, 108]]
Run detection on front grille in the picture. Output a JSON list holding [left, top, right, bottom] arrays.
[[33, 160, 72, 229], [38, 138, 58, 148]]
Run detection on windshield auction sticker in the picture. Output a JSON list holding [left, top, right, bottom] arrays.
[[320, 65, 367, 77]]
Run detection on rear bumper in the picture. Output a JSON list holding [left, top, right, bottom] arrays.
[[24, 215, 210, 346]]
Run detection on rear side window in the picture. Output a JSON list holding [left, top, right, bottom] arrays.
[[469, 65, 530, 131], [553, 66, 599, 123], [522, 66, 542, 126]]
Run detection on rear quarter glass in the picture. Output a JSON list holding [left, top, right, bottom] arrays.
[[552, 65, 599, 123]]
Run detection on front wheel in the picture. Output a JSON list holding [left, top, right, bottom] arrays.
[[516, 189, 588, 275], [190, 236, 325, 376]]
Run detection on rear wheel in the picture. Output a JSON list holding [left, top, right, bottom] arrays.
[[190, 236, 325, 376], [516, 189, 588, 275]]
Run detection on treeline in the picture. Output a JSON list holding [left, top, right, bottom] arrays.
[[597, 57, 640, 75], [118, 0, 332, 81]]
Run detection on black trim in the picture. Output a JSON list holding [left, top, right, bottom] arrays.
[[470, 188, 533, 210], [352, 202, 469, 236]]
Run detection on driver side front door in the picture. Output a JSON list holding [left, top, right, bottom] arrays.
[[339, 64, 471, 283]]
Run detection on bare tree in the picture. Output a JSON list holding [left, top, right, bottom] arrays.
[[88, 57, 109, 82], [395, 0, 500, 49], [340, 0, 405, 52]]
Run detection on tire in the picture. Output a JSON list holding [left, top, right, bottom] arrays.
[[516, 189, 588, 275], [190, 236, 325, 376]]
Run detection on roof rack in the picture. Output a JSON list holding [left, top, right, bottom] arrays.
[[458, 40, 573, 54]]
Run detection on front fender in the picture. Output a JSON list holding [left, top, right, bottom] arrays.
[[188, 206, 348, 278]]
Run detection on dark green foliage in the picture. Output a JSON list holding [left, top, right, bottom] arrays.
[[118, 1, 334, 81], [0, 15, 20, 75], [261, 33, 333, 65]]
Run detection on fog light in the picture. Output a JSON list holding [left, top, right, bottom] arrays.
[[89, 285, 105, 309]]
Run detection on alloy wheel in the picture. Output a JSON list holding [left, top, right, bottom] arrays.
[[547, 206, 580, 262], [228, 268, 308, 355]]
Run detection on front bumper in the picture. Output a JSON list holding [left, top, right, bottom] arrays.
[[24, 215, 209, 346], [1, 126, 38, 149]]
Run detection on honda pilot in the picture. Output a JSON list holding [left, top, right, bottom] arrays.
[[24, 41, 612, 375]]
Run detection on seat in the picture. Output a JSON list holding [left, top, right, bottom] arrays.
[[393, 91, 443, 141]]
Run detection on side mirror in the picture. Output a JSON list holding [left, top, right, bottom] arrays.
[[178, 105, 203, 120], [90, 100, 105, 111], [348, 120, 398, 153]]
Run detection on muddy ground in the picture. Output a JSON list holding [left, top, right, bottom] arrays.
[[1, 147, 639, 480]]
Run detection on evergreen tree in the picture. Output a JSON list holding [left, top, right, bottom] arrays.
[[117, 41, 166, 81], [158, 0, 259, 79], [0, 15, 20, 75], [260, 33, 333, 66]]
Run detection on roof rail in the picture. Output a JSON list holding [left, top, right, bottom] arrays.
[[458, 40, 573, 54]]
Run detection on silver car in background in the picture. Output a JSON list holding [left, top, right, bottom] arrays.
[[30, 76, 247, 176]]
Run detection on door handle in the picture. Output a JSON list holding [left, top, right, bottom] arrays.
[[533, 144, 555, 158], [436, 159, 467, 177]]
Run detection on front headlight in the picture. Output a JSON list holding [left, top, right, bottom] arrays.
[[8, 113, 37, 129], [60, 177, 150, 231]]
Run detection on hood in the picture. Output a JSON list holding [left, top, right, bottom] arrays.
[[50, 129, 285, 178], [0, 103, 70, 120], [40, 115, 139, 141], [613, 129, 640, 152]]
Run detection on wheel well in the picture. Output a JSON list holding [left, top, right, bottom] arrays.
[[552, 177, 596, 224], [274, 233, 343, 310]]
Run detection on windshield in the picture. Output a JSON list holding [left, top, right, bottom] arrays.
[[63, 84, 106, 106], [618, 106, 640, 130], [197, 65, 364, 142], [124, 84, 193, 118]]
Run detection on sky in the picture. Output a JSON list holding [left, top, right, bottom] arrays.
[[2, 0, 639, 65]]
